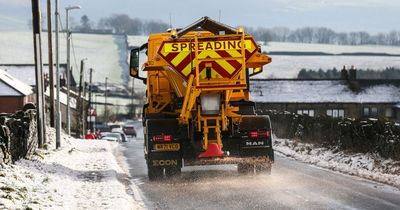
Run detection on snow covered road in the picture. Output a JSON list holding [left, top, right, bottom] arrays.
[[121, 135, 400, 210]]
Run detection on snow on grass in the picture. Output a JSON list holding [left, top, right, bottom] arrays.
[[274, 137, 400, 188], [0, 32, 125, 84], [2, 32, 400, 80], [256, 55, 400, 78], [262, 42, 400, 55], [127, 36, 148, 48], [0, 127, 144, 210]]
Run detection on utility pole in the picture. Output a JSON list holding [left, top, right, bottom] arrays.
[[104, 77, 108, 120], [131, 77, 134, 118], [78, 59, 85, 137], [47, 0, 55, 128], [82, 72, 87, 136], [66, 5, 81, 136], [88, 68, 93, 131], [55, 0, 61, 149], [31, 0, 45, 148]]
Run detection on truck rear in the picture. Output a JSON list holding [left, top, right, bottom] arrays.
[[129, 17, 273, 180]]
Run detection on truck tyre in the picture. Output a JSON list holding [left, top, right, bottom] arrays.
[[148, 166, 163, 181]]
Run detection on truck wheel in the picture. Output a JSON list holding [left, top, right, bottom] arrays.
[[237, 163, 254, 174], [165, 167, 181, 178], [148, 166, 163, 181]]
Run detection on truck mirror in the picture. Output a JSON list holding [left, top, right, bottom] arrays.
[[249, 67, 263, 77], [130, 48, 140, 78]]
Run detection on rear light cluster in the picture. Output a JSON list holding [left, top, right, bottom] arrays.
[[152, 134, 173, 142], [248, 130, 270, 139]]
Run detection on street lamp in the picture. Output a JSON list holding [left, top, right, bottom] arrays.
[[66, 5, 81, 136]]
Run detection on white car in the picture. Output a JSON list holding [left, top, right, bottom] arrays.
[[101, 132, 127, 142], [110, 124, 123, 133]]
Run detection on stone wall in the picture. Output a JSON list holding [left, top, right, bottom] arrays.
[[0, 104, 37, 163], [258, 109, 400, 160]]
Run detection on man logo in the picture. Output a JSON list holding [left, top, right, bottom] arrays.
[[246, 141, 264, 146], [152, 160, 178, 166]]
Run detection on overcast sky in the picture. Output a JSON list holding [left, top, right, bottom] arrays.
[[0, 0, 399, 33]]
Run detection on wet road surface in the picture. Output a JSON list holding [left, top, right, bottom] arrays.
[[120, 129, 400, 210]]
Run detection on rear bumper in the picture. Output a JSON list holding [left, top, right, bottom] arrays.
[[147, 151, 183, 168], [184, 156, 272, 166]]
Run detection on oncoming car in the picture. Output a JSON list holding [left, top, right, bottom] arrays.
[[122, 125, 137, 137]]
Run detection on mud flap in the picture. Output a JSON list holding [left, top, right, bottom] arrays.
[[145, 119, 182, 180]]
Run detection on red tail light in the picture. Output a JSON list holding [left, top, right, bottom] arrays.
[[249, 131, 259, 138], [248, 130, 270, 138], [152, 134, 173, 142]]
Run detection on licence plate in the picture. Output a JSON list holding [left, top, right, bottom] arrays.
[[154, 143, 180, 151]]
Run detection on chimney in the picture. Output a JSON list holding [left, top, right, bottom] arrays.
[[340, 65, 348, 80], [349, 65, 356, 81]]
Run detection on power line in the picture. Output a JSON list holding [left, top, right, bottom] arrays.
[[70, 34, 80, 74]]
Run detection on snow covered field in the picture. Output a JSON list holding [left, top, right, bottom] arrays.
[[2, 32, 400, 81], [274, 137, 400, 188], [255, 55, 400, 78], [0, 32, 125, 84], [0, 127, 144, 210], [262, 42, 400, 55]]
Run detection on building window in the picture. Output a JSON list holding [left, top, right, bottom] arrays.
[[338, 109, 344, 117], [363, 107, 369, 117], [363, 107, 378, 117], [385, 108, 394, 118], [297, 109, 315, 117], [371, 107, 378, 116], [327, 109, 345, 118]]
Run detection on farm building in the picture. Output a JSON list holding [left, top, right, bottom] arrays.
[[251, 78, 400, 122], [0, 65, 81, 131], [0, 69, 35, 113], [0, 64, 74, 89]]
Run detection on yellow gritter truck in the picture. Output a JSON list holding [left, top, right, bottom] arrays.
[[129, 17, 273, 180]]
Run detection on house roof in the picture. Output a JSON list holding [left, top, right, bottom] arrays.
[[0, 69, 33, 96], [44, 87, 77, 109], [0, 64, 70, 86], [250, 79, 400, 104]]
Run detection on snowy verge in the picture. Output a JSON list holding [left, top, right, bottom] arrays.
[[0, 136, 145, 210], [274, 137, 400, 188]]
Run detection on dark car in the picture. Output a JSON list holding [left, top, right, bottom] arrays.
[[123, 125, 137, 137], [94, 122, 111, 132]]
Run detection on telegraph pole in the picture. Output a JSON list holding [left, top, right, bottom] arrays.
[[66, 9, 71, 136], [31, 0, 45, 148], [55, 0, 61, 149], [78, 59, 85, 137], [104, 77, 108, 120], [47, 0, 55, 128], [82, 71, 87, 136], [131, 77, 134, 118], [88, 68, 93, 131]]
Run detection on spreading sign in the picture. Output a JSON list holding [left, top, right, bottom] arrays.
[[158, 37, 258, 79]]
